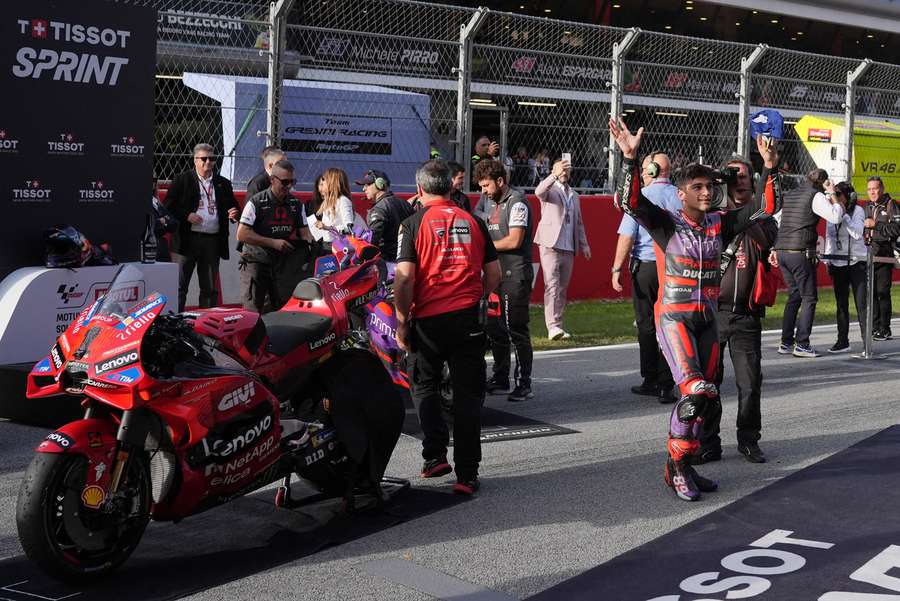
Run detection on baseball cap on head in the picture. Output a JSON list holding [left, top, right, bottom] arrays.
[[749, 109, 784, 141], [355, 170, 390, 189]]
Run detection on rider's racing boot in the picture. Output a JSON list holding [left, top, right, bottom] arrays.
[[665, 456, 718, 493]]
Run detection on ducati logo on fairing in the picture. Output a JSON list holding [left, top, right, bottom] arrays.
[[217, 382, 255, 411]]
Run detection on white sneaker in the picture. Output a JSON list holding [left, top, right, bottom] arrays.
[[559, 330, 572, 339], [548, 327, 565, 341]]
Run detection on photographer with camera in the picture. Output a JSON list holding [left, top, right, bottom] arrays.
[[823, 181, 867, 353], [698, 142, 781, 466], [774, 169, 845, 358]]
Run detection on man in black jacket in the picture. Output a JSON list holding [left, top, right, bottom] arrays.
[[864, 176, 898, 340], [698, 145, 781, 466], [164, 143, 239, 310], [358, 170, 414, 262], [245, 146, 284, 199]]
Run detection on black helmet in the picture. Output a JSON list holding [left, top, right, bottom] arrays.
[[44, 225, 87, 268]]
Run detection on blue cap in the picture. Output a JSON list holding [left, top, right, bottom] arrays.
[[749, 109, 784, 141]]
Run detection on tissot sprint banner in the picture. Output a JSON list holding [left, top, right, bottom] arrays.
[[0, 0, 156, 278]]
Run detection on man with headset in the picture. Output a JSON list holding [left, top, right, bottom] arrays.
[[611, 151, 681, 403], [358, 169, 415, 262]]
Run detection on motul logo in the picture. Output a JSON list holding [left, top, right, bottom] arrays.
[[218, 382, 255, 411]]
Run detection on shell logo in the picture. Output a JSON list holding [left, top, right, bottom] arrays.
[[81, 485, 105, 508]]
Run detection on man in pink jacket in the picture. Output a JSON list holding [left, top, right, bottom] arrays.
[[534, 159, 591, 339]]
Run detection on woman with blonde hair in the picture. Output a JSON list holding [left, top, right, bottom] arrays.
[[311, 168, 357, 243]]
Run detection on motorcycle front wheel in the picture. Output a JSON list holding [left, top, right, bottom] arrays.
[[16, 452, 151, 582]]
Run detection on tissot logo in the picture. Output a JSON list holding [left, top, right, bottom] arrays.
[[110, 135, 145, 158], [47, 132, 85, 155], [0, 129, 20, 153], [13, 19, 131, 86], [12, 179, 51, 203], [78, 180, 115, 203]]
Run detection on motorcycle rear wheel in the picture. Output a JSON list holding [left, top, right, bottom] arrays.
[[16, 452, 151, 582]]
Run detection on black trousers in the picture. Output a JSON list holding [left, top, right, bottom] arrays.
[[487, 279, 533, 386], [873, 261, 893, 334], [632, 260, 673, 388], [240, 249, 310, 314], [171, 233, 221, 311], [828, 262, 867, 344], [410, 306, 486, 480], [701, 310, 762, 452], [778, 250, 818, 348]]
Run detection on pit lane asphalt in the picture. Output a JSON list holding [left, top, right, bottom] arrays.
[[1, 321, 898, 601]]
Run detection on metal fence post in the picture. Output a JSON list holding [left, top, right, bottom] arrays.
[[736, 44, 767, 157], [608, 28, 639, 189], [455, 7, 488, 190], [263, 0, 295, 147]]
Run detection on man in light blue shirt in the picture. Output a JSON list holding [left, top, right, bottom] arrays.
[[611, 152, 682, 403]]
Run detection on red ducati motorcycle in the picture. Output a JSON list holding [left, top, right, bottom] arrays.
[[16, 236, 405, 582]]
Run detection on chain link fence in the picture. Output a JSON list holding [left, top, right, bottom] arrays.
[[129, 0, 900, 196]]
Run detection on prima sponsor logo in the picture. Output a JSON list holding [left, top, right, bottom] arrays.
[[95, 350, 138, 375], [12, 179, 51, 203], [47, 132, 85, 155], [217, 382, 255, 411], [0, 129, 20, 153], [368, 312, 396, 339], [110, 135, 145, 158], [309, 331, 336, 351], [78, 180, 115, 203], [13, 19, 130, 86]]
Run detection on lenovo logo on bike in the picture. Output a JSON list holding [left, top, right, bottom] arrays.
[[194, 404, 275, 465], [204, 433, 277, 482], [94, 350, 138, 375], [44, 431, 74, 449], [11, 179, 52, 203], [50, 344, 64, 369], [0, 129, 20, 154], [13, 18, 131, 86], [78, 180, 115, 203], [309, 331, 336, 351], [110, 135, 145, 158], [47, 132, 85, 155], [217, 382, 255, 411]]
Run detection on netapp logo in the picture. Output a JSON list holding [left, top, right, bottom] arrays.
[[47, 132, 85, 155], [110, 135, 145, 158], [95, 350, 138, 375], [0, 129, 20, 154], [13, 19, 131, 86], [12, 180, 51, 203], [79, 180, 115, 203]]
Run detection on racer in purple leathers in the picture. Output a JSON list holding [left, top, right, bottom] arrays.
[[609, 118, 781, 501]]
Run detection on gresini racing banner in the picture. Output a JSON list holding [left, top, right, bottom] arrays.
[[0, 0, 156, 278]]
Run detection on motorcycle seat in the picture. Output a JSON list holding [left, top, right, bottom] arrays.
[[293, 278, 323, 301], [260, 311, 333, 356]]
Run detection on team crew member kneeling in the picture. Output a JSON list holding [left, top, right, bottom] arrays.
[[236, 160, 313, 313], [394, 160, 500, 496], [610, 118, 780, 502]]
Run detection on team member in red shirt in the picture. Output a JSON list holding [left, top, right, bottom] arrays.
[[394, 160, 501, 495]]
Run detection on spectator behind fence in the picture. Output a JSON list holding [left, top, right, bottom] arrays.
[[533, 159, 591, 341], [164, 143, 239, 311], [245, 146, 285, 199], [700, 142, 781, 467], [823, 180, 867, 353], [475, 159, 535, 402], [394, 159, 500, 496], [309, 168, 357, 244], [509, 146, 533, 188], [236, 160, 313, 313], [611, 151, 681, 403], [359, 169, 414, 263], [774, 168, 844, 358], [864, 176, 898, 341]]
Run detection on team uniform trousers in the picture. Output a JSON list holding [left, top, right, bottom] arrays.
[[410, 305, 487, 480], [656, 307, 720, 395], [632, 260, 674, 388], [777, 251, 818, 348], [172, 233, 220, 309], [702, 310, 762, 453], [240, 250, 309, 313], [487, 279, 533, 386]]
